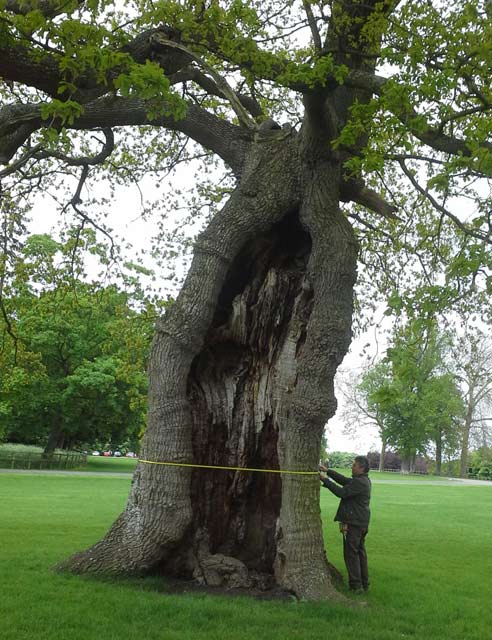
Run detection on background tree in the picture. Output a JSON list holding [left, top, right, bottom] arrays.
[[451, 329, 492, 477], [469, 446, 492, 479], [359, 320, 463, 473], [418, 373, 463, 475], [340, 364, 391, 472], [325, 451, 358, 469], [2, 0, 492, 600], [0, 231, 155, 454]]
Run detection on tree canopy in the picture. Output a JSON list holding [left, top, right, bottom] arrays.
[[1, 0, 492, 306], [345, 320, 467, 473]]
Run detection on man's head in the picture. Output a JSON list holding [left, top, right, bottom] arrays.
[[352, 455, 370, 475]]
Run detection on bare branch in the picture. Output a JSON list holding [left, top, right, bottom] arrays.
[[150, 34, 257, 131], [33, 128, 115, 166], [62, 165, 117, 263], [302, 1, 322, 51], [0, 104, 41, 164], [347, 211, 394, 241], [0, 143, 44, 179], [398, 159, 491, 243], [341, 177, 401, 220], [171, 67, 264, 119]]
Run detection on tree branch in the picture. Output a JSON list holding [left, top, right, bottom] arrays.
[[341, 177, 400, 220], [0, 40, 75, 99], [0, 26, 193, 103], [150, 34, 257, 131], [398, 159, 492, 244], [0, 97, 251, 175], [347, 211, 394, 241], [33, 128, 115, 166], [344, 71, 492, 161], [302, 1, 322, 52], [0, 103, 41, 164], [171, 67, 264, 119], [62, 165, 117, 264]]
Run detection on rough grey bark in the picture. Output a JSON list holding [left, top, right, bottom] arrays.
[[57, 124, 358, 600]]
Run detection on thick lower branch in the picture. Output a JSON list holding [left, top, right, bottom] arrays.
[[0, 98, 251, 172]]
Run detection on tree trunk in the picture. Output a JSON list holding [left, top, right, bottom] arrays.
[[379, 435, 386, 472], [57, 133, 358, 600], [43, 414, 63, 457], [400, 451, 415, 474], [435, 428, 442, 476], [460, 401, 474, 478]]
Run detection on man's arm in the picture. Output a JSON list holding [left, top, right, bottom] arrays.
[[321, 476, 367, 499], [326, 469, 350, 485]]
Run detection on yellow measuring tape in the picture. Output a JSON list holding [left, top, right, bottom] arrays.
[[138, 459, 318, 475]]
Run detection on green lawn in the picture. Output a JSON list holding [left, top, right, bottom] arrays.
[[83, 455, 138, 473], [0, 473, 490, 640]]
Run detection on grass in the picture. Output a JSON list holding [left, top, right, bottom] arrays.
[[0, 472, 490, 640], [83, 455, 138, 473]]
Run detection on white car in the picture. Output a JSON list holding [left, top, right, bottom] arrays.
[[92, 451, 100, 456]]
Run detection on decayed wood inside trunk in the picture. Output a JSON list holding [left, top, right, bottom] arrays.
[[160, 211, 313, 589]]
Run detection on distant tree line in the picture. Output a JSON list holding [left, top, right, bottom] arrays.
[[339, 318, 492, 476]]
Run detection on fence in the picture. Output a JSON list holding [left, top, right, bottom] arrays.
[[370, 466, 492, 480], [370, 467, 428, 475], [0, 452, 87, 470]]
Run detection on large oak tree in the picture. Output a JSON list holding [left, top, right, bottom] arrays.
[[1, 0, 492, 600]]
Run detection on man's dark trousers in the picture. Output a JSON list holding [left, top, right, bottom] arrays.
[[343, 524, 369, 591]]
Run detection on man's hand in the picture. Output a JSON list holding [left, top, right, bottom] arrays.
[[319, 464, 328, 472]]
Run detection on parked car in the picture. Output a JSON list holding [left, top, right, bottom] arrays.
[[92, 451, 100, 456]]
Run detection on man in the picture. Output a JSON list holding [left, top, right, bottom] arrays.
[[319, 456, 371, 593]]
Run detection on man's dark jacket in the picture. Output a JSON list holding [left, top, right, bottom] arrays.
[[321, 469, 371, 528]]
